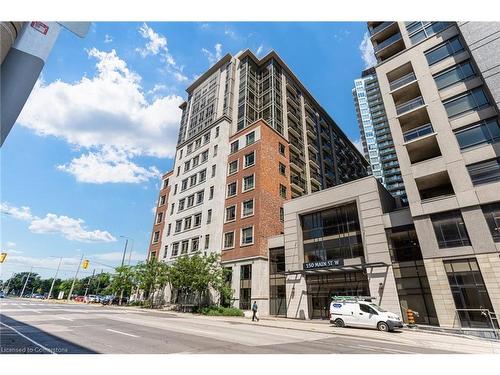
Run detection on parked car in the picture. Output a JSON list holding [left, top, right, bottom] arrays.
[[330, 297, 404, 332], [101, 295, 128, 305], [32, 293, 44, 299], [84, 294, 100, 303], [73, 295, 85, 302], [0, 291, 5, 298]]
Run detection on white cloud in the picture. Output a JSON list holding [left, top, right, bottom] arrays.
[[7, 242, 16, 248], [1, 202, 116, 243], [104, 34, 113, 43], [93, 251, 144, 262], [57, 146, 160, 184], [333, 29, 351, 42], [1, 202, 34, 221], [256, 45, 264, 57], [18, 48, 183, 165], [351, 138, 365, 154], [136, 23, 167, 57], [136, 23, 187, 82], [202, 43, 223, 65], [359, 32, 377, 69], [224, 27, 238, 40]]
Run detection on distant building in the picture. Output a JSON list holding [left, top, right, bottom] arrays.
[[353, 67, 407, 204]]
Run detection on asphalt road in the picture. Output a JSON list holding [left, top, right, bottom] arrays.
[[0, 298, 492, 354]]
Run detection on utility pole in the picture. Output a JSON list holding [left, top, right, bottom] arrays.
[[121, 238, 129, 267], [48, 257, 62, 300], [95, 269, 103, 295], [67, 254, 84, 302], [84, 269, 96, 297], [19, 266, 33, 297], [127, 239, 135, 266]]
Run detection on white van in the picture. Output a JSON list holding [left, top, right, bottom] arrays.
[[330, 297, 404, 332]]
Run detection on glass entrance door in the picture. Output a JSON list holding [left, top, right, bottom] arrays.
[[306, 271, 369, 319]]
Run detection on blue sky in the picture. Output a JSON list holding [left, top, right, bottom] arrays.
[[0, 22, 375, 279]]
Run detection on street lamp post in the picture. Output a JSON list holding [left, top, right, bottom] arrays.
[[67, 254, 84, 301], [119, 236, 129, 268], [19, 266, 33, 297]]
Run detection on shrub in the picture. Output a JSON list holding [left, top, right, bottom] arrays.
[[199, 306, 244, 317]]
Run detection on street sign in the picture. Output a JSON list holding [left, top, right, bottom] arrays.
[[57, 22, 91, 38], [0, 252, 7, 263]]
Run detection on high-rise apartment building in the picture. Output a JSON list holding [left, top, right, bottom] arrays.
[[365, 21, 500, 328], [147, 50, 369, 312], [353, 67, 407, 203]]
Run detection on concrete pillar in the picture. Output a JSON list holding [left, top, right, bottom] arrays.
[[285, 274, 308, 319]]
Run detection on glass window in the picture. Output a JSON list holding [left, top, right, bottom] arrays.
[[425, 36, 464, 65], [239, 265, 252, 310], [227, 182, 237, 197], [246, 131, 255, 145], [225, 205, 236, 222], [455, 118, 500, 150], [207, 209, 212, 224], [241, 227, 254, 245], [209, 186, 214, 199], [224, 231, 235, 248], [211, 164, 216, 177], [434, 61, 476, 90], [204, 234, 210, 249], [359, 304, 377, 314], [431, 210, 471, 248], [242, 199, 254, 217], [153, 231, 160, 243], [201, 150, 209, 162], [175, 220, 182, 233], [301, 202, 363, 261], [444, 258, 497, 329], [279, 184, 287, 199], [184, 216, 192, 230], [481, 202, 500, 242], [181, 179, 188, 191], [244, 151, 255, 167], [199, 169, 207, 182], [443, 87, 490, 118], [191, 237, 199, 252], [279, 143, 286, 156], [279, 162, 286, 176], [181, 240, 189, 254], [243, 174, 255, 191], [228, 160, 238, 175], [187, 195, 194, 207], [194, 213, 202, 227], [467, 157, 500, 185], [171, 243, 179, 257], [231, 141, 239, 154], [159, 195, 166, 205]]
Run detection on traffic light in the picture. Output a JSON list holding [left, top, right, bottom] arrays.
[[82, 259, 89, 269], [0, 252, 7, 263]]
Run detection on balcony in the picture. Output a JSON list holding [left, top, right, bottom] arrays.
[[396, 96, 425, 116], [374, 32, 402, 53], [390, 72, 417, 92], [291, 175, 307, 191], [369, 21, 396, 37], [403, 123, 434, 142], [406, 134, 441, 164], [289, 156, 304, 172], [416, 171, 455, 201]]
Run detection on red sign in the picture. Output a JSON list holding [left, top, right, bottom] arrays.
[[30, 22, 49, 35]]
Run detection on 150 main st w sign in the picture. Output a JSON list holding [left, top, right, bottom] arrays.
[[303, 259, 344, 270]]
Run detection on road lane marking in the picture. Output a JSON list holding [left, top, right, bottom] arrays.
[[106, 328, 139, 338], [57, 316, 74, 322], [0, 321, 56, 354]]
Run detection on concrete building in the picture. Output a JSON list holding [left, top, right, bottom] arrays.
[[353, 67, 407, 204], [147, 49, 369, 310], [364, 21, 500, 329]]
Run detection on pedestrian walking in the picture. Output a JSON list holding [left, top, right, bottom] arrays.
[[252, 301, 259, 322]]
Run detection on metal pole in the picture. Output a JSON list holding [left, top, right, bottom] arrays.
[[67, 254, 84, 301], [127, 239, 135, 266], [19, 266, 33, 297], [84, 269, 95, 298], [4, 273, 14, 294], [121, 238, 128, 267], [48, 257, 62, 300]]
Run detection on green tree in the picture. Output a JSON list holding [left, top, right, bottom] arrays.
[[168, 253, 233, 308], [109, 265, 135, 305], [135, 257, 169, 307]]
